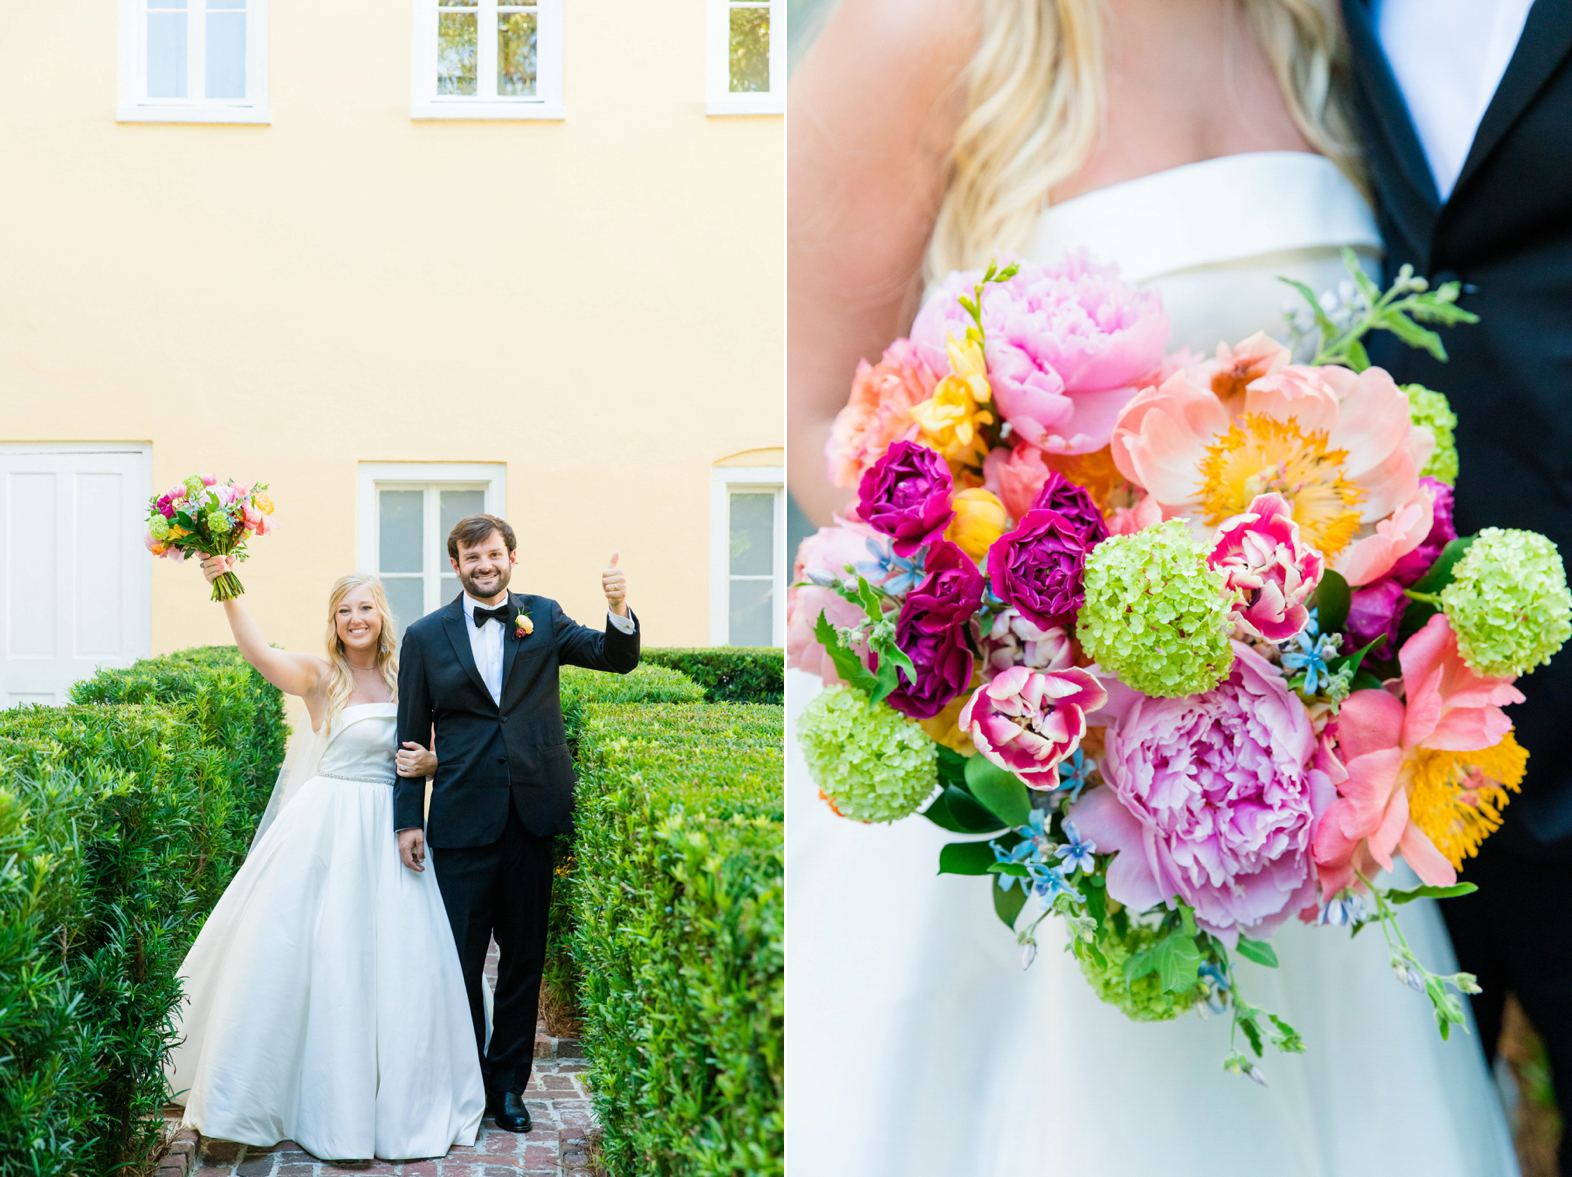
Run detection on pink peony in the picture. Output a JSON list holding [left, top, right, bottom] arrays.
[[1070, 645, 1336, 943], [959, 665, 1107, 789], [981, 609, 1073, 678], [241, 503, 273, 537], [825, 338, 937, 489], [787, 520, 880, 686], [1208, 492, 1324, 642], [1109, 341, 1436, 586], [1313, 614, 1524, 896], [912, 254, 1169, 456]]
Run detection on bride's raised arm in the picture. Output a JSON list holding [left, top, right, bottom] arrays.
[[787, 0, 977, 526], [199, 554, 328, 705]]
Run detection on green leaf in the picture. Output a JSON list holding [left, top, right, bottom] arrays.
[[938, 840, 1000, 876], [964, 756, 1031, 828], [986, 861, 1030, 878], [1386, 882, 1478, 905], [1082, 873, 1107, 925], [813, 612, 879, 699], [1240, 1014, 1264, 1058], [1350, 669, 1385, 692], [993, 879, 1027, 930], [921, 785, 1008, 834], [1235, 936, 1279, 969], [1315, 568, 1351, 635], [1279, 276, 1339, 340], [1327, 636, 1383, 680], [935, 746, 968, 787], [1407, 536, 1476, 596], [1380, 309, 1447, 361], [1345, 336, 1371, 373], [1124, 944, 1160, 983], [1349, 260, 1382, 310], [1153, 933, 1204, 994]]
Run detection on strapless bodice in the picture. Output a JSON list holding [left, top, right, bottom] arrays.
[[1021, 151, 1382, 352], [316, 703, 398, 784]]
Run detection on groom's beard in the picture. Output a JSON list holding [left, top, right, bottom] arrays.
[[456, 563, 512, 602]]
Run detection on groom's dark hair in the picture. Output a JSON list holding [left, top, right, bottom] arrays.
[[447, 514, 516, 561]]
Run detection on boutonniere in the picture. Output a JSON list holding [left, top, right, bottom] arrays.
[[514, 613, 534, 640]]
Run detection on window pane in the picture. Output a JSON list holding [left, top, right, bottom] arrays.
[[206, 0, 244, 7], [379, 490, 424, 574], [382, 576, 426, 639], [438, 489, 486, 573], [440, 573, 462, 605], [147, 12, 188, 99], [729, 492, 775, 577], [498, 11, 538, 97], [437, 12, 479, 95], [728, 579, 773, 646], [205, 11, 246, 99], [728, 6, 771, 93]]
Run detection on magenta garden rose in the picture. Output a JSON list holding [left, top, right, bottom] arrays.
[[911, 254, 1169, 455], [959, 665, 1107, 789], [857, 440, 955, 558], [883, 539, 983, 720], [987, 509, 1091, 630], [1069, 645, 1337, 943], [1028, 469, 1110, 548], [1207, 492, 1325, 642]]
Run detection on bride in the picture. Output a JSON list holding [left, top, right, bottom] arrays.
[[165, 559, 485, 1161], [787, 0, 1517, 1174]]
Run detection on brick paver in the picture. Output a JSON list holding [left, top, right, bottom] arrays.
[[168, 941, 598, 1176]]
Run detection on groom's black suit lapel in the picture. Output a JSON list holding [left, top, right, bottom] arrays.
[[498, 592, 528, 707], [440, 596, 494, 703], [1341, 0, 1439, 232]]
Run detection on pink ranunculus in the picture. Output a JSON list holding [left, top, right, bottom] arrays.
[[825, 338, 937, 489], [199, 473, 218, 486], [1208, 493, 1325, 642], [1313, 614, 1525, 896], [1109, 356, 1434, 586], [787, 519, 882, 685], [912, 253, 1169, 456], [1070, 645, 1336, 943], [959, 664, 1108, 788], [981, 609, 1074, 678], [983, 442, 1052, 523]]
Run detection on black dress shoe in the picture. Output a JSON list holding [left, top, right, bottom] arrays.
[[493, 1090, 532, 1133]]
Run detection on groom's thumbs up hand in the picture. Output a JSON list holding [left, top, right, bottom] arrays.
[[603, 552, 629, 616]]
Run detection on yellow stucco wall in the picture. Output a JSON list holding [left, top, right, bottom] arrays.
[[0, 0, 783, 660]]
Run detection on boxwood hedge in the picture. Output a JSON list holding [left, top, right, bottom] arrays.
[[640, 648, 784, 705], [570, 703, 783, 1177], [0, 649, 287, 1177]]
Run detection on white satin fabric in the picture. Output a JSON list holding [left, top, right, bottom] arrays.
[[167, 703, 484, 1161], [786, 153, 1518, 1177]]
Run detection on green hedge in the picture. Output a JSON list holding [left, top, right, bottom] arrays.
[[570, 703, 783, 1177], [0, 651, 288, 1177], [641, 648, 783, 705]]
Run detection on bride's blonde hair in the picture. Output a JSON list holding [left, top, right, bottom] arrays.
[[925, 0, 1362, 281], [321, 573, 399, 731]]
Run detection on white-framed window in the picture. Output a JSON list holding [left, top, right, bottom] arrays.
[[411, 0, 565, 120], [117, 0, 269, 123], [706, 0, 782, 116], [356, 463, 507, 636], [710, 467, 784, 647]]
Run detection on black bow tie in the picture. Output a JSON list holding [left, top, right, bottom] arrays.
[[472, 605, 510, 628]]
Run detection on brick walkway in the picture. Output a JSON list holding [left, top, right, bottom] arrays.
[[163, 941, 598, 1177]]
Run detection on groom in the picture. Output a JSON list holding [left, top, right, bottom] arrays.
[[394, 513, 640, 1133], [1342, 0, 1572, 1162]]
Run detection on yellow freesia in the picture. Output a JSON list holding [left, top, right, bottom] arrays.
[[910, 333, 994, 473]]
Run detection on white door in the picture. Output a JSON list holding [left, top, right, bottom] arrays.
[[0, 445, 153, 707]]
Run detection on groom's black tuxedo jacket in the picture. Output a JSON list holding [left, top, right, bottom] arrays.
[[1342, 0, 1572, 858], [394, 592, 640, 845]]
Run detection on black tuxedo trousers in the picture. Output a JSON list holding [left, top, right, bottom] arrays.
[[395, 592, 639, 1092], [1343, 1, 1572, 1158]]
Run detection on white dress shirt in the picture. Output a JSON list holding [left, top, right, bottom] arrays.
[[461, 593, 636, 707], [1376, 0, 1535, 201]]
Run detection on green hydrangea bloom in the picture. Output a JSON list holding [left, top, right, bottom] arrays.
[[148, 515, 171, 541], [797, 685, 938, 823], [1441, 528, 1572, 677], [1076, 521, 1234, 697], [183, 475, 207, 501], [1075, 922, 1202, 1022], [1403, 384, 1460, 485], [204, 509, 231, 538]]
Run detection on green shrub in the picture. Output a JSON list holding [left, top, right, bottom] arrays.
[[570, 703, 783, 1177], [641, 648, 783, 705], [0, 651, 288, 1177]]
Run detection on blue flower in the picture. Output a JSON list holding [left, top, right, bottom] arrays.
[[858, 538, 925, 597], [1316, 891, 1367, 927], [1280, 610, 1341, 696], [1198, 962, 1231, 1015], [1055, 748, 1095, 802], [989, 836, 1034, 893], [1054, 819, 1097, 875], [1030, 862, 1083, 908]]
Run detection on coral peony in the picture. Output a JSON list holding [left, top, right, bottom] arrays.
[[988, 509, 1092, 630], [857, 441, 955, 558], [1313, 614, 1526, 895], [1109, 338, 1437, 586], [1070, 645, 1336, 942], [826, 338, 938, 488], [1207, 492, 1324, 642], [959, 665, 1108, 789], [912, 254, 1169, 456]]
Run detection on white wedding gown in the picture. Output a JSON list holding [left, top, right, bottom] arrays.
[[167, 702, 485, 1161], [785, 153, 1519, 1177]]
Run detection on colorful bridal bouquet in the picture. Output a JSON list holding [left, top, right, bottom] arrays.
[[790, 251, 1572, 1080], [145, 475, 275, 600]]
